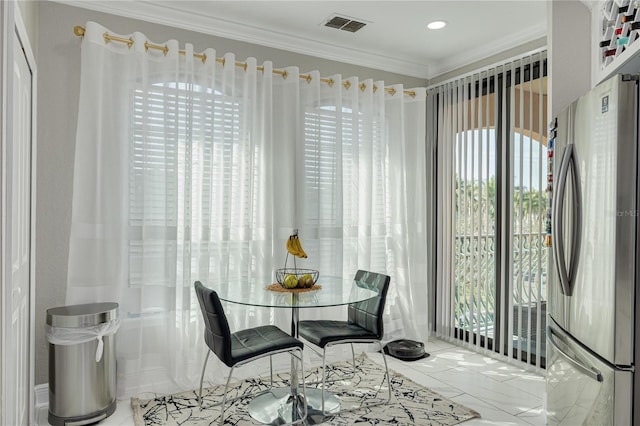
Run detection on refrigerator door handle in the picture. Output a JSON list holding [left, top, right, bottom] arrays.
[[552, 144, 573, 295], [567, 146, 582, 295], [547, 326, 604, 382]]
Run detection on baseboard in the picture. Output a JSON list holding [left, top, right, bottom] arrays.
[[34, 383, 48, 408]]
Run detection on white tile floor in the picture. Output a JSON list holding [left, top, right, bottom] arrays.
[[36, 337, 546, 425]]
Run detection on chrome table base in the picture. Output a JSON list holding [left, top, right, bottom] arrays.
[[248, 387, 340, 425]]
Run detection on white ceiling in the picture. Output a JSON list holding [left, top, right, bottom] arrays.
[[59, 0, 550, 79]]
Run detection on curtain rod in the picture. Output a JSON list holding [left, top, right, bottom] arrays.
[[74, 26, 416, 97]]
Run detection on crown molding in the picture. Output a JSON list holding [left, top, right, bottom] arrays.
[[580, 0, 599, 10], [428, 22, 547, 78], [54, 0, 430, 79], [56, 0, 546, 81]]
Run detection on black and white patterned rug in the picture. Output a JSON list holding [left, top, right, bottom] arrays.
[[131, 354, 480, 425]]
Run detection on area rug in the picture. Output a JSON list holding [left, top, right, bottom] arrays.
[[131, 354, 480, 425]]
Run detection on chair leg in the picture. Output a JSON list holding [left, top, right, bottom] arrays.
[[349, 343, 356, 379], [219, 366, 235, 425], [317, 343, 356, 416], [380, 342, 392, 403], [368, 341, 392, 404], [305, 343, 356, 387], [198, 348, 310, 424], [321, 346, 327, 415], [353, 342, 392, 409], [317, 342, 392, 415], [198, 350, 211, 409], [327, 343, 356, 383], [269, 355, 274, 388], [198, 350, 240, 424]]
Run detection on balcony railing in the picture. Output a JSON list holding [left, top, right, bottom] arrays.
[[454, 232, 547, 359]]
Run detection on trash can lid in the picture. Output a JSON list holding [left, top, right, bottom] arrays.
[[46, 302, 119, 327]]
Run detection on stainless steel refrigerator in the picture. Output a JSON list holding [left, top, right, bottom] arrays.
[[546, 74, 639, 425]]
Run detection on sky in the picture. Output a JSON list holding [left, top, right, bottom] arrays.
[[456, 129, 548, 191]]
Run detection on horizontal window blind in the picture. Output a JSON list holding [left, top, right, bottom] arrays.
[[303, 106, 387, 273], [129, 85, 248, 290]]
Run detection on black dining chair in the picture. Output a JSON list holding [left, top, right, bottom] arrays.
[[194, 281, 307, 425], [297, 270, 392, 415]]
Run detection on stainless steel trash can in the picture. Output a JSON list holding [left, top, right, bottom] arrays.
[[46, 303, 119, 426]]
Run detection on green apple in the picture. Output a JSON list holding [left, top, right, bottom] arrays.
[[283, 274, 298, 289]]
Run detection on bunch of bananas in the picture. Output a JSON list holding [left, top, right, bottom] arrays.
[[286, 233, 307, 258]]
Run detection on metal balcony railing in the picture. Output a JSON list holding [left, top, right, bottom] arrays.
[[453, 232, 547, 359]]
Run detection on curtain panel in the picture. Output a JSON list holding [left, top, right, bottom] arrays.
[[67, 21, 428, 397]]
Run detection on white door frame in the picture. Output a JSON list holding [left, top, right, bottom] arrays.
[[0, 2, 11, 420], [1, 2, 38, 424]]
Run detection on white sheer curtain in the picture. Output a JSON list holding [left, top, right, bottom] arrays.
[[67, 21, 428, 398], [298, 74, 429, 342]]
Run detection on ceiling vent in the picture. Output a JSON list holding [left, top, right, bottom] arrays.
[[324, 14, 368, 33]]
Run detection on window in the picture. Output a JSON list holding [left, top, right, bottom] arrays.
[[302, 104, 388, 274], [127, 82, 249, 316]]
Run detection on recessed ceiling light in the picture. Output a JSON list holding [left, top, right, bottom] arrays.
[[427, 20, 447, 30]]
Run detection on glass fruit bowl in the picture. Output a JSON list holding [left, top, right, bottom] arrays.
[[275, 268, 319, 289]]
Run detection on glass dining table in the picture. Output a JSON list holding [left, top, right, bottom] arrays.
[[214, 274, 379, 425]]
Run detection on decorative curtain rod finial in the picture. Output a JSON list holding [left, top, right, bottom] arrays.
[[74, 25, 85, 37]]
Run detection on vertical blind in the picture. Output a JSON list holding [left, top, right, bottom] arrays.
[[432, 50, 548, 369]]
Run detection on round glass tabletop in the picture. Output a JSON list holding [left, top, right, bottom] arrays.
[[213, 275, 379, 308]]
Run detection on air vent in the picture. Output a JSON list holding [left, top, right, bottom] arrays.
[[324, 15, 368, 33]]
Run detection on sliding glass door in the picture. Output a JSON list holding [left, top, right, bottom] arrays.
[[434, 51, 548, 369]]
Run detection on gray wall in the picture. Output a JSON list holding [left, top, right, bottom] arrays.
[[428, 36, 547, 86], [34, 1, 427, 386]]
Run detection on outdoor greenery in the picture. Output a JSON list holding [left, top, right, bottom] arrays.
[[454, 174, 548, 343]]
